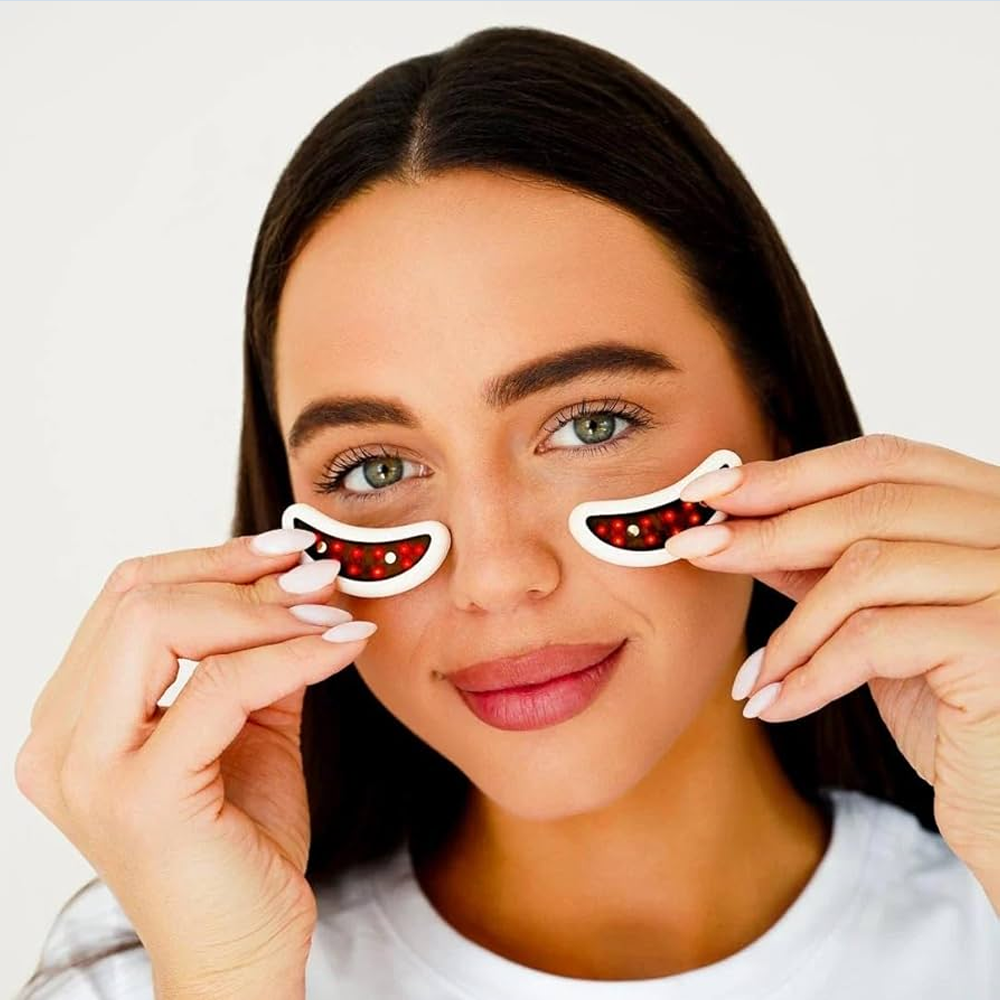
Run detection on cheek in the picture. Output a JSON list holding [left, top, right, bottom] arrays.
[[603, 565, 753, 742], [656, 564, 753, 648], [347, 599, 441, 724], [652, 566, 754, 686]]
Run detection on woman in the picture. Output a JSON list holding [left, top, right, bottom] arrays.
[[14, 24, 999, 1000]]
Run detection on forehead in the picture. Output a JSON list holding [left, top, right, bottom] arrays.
[[273, 169, 711, 437]]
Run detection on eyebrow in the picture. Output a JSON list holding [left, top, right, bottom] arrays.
[[286, 339, 682, 455]]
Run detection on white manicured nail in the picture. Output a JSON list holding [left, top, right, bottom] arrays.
[[679, 467, 743, 502], [743, 681, 782, 719], [321, 620, 378, 643], [663, 523, 732, 558], [250, 527, 317, 555], [732, 647, 765, 701], [278, 559, 341, 594], [288, 604, 353, 626]]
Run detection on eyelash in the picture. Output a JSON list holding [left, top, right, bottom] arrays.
[[311, 396, 656, 503]]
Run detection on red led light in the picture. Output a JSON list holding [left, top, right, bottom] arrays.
[[595, 523, 608, 535], [645, 533, 658, 544], [288, 523, 435, 585]]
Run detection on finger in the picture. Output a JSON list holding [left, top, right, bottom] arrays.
[[139, 629, 374, 780], [679, 433, 1000, 514], [758, 540, 1000, 686], [744, 601, 1000, 725], [29, 531, 317, 734], [104, 543, 350, 618], [744, 566, 827, 605], [118, 529, 322, 589], [70, 579, 354, 762], [666, 481, 1000, 574], [243, 555, 351, 609]]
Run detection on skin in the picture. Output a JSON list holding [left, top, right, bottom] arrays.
[[273, 167, 830, 979]]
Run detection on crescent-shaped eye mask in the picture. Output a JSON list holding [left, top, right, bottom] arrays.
[[280, 503, 452, 598], [281, 447, 741, 597], [567, 447, 742, 567]]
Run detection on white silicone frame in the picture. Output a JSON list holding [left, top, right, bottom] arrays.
[[281, 502, 452, 598], [566, 448, 743, 567]]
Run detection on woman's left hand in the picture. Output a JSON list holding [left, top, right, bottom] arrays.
[[665, 433, 1000, 907]]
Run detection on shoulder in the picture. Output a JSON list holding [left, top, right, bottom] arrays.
[[306, 844, 423, 992], [16, 879, 151, 1000], [835, 788, 992, 893], [828, 787, 998, 943]]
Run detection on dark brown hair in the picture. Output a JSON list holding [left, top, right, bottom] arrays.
[[20, 24, 932, 996]]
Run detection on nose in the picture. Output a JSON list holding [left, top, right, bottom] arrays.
[[442, 475, 561, 614]]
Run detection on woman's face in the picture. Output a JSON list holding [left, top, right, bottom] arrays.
[[274, 168, 777, 821]]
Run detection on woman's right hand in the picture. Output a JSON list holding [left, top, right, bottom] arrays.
[[14, 527, 375, 998]]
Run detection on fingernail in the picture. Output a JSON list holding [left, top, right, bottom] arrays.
[[732, 646, 765, 700], [743, 681, 782, 719], [679, 467, 743, 502], [288, 604, 353, 626], [322, 620, 378, 643], [663, 523, 732, 558], [250, 527, 317, 555], [279, 559, 341, 594]]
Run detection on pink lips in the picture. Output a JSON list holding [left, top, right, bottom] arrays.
[[447, 641, 624, 693], [451, 641, 626, 731]]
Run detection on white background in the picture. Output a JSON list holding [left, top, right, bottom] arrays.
[[2, 0, 998, 993]]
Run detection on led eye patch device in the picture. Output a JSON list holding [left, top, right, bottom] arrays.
[[567, 448, 743, 567], [280, 503, 452, 598], [280, 447, 740, 596]]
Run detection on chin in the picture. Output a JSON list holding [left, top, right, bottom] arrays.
[[447, 710, 680, 824]]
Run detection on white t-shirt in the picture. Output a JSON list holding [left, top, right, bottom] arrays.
[[17, 788, 999, 999]]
